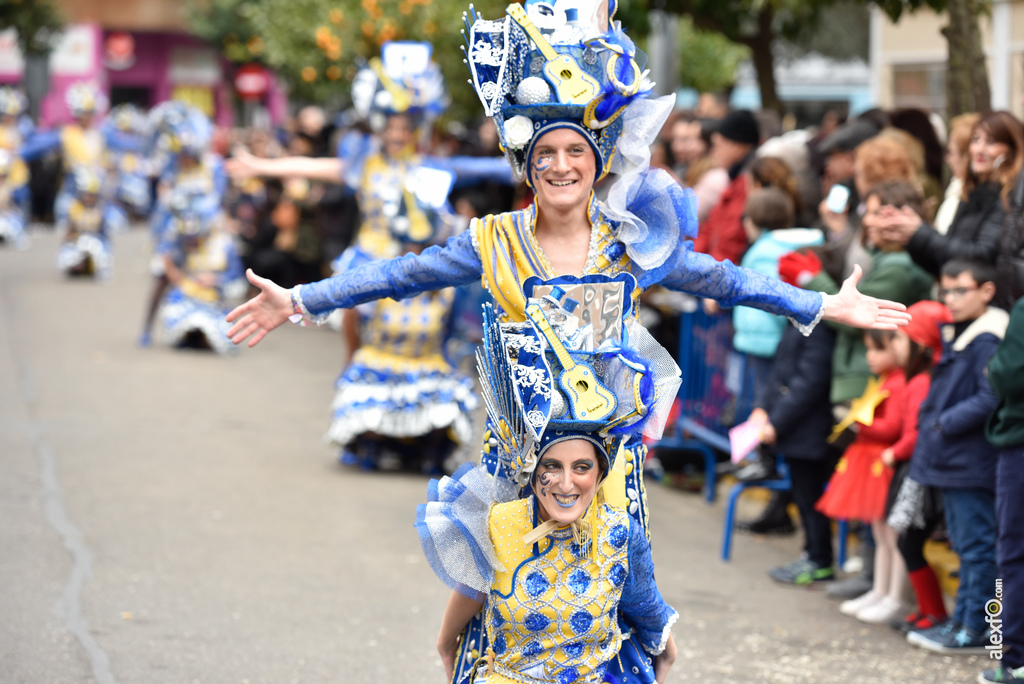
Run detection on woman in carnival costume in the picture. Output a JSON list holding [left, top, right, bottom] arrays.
[[225, 40, 516, 268], [102, 104, 152, 230], [139, 103, 227, 346], [19, 81, 138, 224], [0, 150, 29, 249], [56, 167, 121, 280], [227, 0, 909, 524], [327, 165, 479, 472], [0, 87, 32, 228], [155, 189, 245, 354], [417, 279, 680, 683]]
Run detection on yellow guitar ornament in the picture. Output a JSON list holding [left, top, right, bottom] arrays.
[[506, 4, 601, 106], [525, 302, 617, 421]]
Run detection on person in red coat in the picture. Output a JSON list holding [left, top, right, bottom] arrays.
[[694, 110, 760, 266], [887, 301, 954, 633], [817, 329, 908, 624]]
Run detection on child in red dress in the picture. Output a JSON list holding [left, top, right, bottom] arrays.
[[888, 301, 954, 632], [817, 330, 908, 623]]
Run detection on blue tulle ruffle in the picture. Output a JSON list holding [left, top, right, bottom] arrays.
[[415, 463, 518, 600]]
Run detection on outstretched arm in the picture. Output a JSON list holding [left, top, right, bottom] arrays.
[[662, 242, 909, 331], [225, 148, 346, 184], [226, 230, 483, 347]]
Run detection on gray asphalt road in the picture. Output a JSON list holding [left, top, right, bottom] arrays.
[[1, 229, 984, 683]]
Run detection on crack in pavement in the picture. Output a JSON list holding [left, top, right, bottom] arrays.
[[4, 274, 117, 684]]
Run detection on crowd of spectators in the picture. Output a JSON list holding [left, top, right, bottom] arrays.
[[650, 102, 1024, 680]]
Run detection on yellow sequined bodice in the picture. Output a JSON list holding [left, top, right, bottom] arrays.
[[351, 289, 456, 373], [473, 196, 638, 323], [354, 152, 422, 260], [61, 125, 104, 169], [485, 499, 630, 684], [67, 200, 103, 235]]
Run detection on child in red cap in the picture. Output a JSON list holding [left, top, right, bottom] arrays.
[[884, 300, 953, 633]]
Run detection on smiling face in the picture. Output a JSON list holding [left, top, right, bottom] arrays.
[[530, 128, 596, 214], [969, 127, 1011, 179], [382, 113, 414, 158], [533, 439, 602, 527]]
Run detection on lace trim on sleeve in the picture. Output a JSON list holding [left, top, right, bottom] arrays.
[[789, 291, 825, 337], [645, 610, 678, 656], [290, 286, 332, 326]]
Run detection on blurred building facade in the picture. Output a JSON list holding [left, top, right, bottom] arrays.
[[0, 0, 287, 127], [871, 0, 1024, 118]]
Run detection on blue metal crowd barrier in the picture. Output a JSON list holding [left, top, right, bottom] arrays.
[[651, 298, 848, 566], [651, 299, 756, 502]]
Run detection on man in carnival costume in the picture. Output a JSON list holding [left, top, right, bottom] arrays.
[[417, 277, 680, 683], [227, 0, 909, 513]]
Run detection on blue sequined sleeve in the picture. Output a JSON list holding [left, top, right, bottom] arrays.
[[659, 239, 823, 325], [620, 519, 678, 655], [295, 230, 483, 318]]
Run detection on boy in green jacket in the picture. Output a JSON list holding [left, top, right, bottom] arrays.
[[978, 295, 1024, 683]]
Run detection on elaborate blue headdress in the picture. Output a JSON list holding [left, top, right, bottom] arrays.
[[351, 41, 449, 132], [0, 87, 27, 117], [65, 81, 107, 119], [478, 273, 681, 488], [462, 0, 668, 183], [462, 1, 694, 274], [147, 102, 213, 157]]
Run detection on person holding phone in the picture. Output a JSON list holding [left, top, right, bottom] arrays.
[[879, 111, 1024, 280]]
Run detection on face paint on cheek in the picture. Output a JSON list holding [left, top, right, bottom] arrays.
[[537, 471, 553, 497], [533, 156, 551, 176]]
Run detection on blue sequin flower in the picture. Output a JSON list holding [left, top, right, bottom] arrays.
[[524, 612, 551, 632], [609, 562, 627, 586], [491, 607, 505, 628], [557, 665, 580, 684], [563, 641, 585, 658], [567, 568, 591, 595], [608, 524, 628, 549], [569, 610, 593, 634], [493, 632, 507, 655], [525, 571, 549, 598], [522, 640, 543, 658]]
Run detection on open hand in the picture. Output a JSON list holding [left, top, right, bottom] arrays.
[[225, 269, 293, 347], [878, 205, 922, 246], [224, 148, 260, 179], [822, 265, 912, 330]]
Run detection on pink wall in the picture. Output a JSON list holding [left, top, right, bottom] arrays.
[[7, 25, 290, 130], [40, 24, 104, 128]]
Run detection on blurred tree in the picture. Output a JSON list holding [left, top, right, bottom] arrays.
[[874, 0, 987, 116], [188, 0, 507, 120], [0, 0, 64, 55], [658, 0, 838, 113], [673, 16, 749, 94], [781, 0, 869, 63]]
